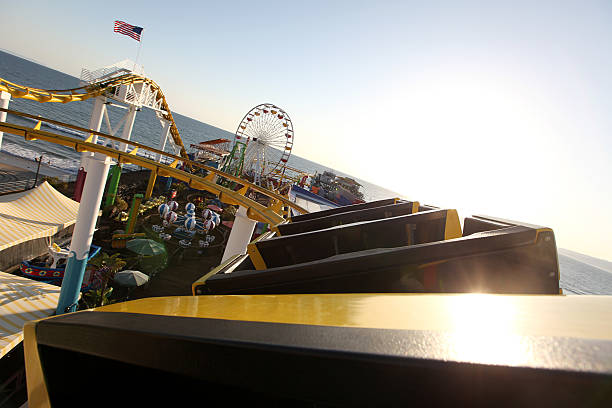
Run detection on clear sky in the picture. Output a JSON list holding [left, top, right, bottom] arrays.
[[1, 0, 611, 261]]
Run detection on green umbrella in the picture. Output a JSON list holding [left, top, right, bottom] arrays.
[[126, 239, 166, 256]]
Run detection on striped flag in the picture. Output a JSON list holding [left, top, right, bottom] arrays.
[[113, 21, 143, 41]]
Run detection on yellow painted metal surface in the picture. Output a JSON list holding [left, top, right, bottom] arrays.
[[0, 74, 187, 157], [191, 254, 247, 294], [0, 121, 308, 225], [96, 293, 612, 341], [23, 321, 51, 408], [247, 230, 276, 270], [246, 244, 267, 270], [0, 108, 308, 216], [144, 169, 157, 199], [535, 227, 554, 243], [270, 220, 289, 236], [0, 75, 190, 159], [444, 209, 463, 240], [0, 83, 310, 220]]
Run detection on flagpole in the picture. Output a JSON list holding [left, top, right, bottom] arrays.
[[133, 30, 143, 74]]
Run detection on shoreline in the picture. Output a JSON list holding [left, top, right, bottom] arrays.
[[0, 150, 75, 180]]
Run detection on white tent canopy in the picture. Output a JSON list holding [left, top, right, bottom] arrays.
[[0, 271, 61, 358], [0, 181, 79, 252]]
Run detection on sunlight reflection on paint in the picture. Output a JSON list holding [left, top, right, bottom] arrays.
[[448, 295, 532, 366]]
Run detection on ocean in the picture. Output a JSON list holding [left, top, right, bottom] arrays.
[[0, 51, 393, 202], [1, 50, 611, 295]]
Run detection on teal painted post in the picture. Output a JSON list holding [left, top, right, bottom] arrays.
[[56, 154, 111, 314]]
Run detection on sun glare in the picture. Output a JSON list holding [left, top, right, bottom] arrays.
[[446, 295, 531, 366], [355, 71, 567, 223]]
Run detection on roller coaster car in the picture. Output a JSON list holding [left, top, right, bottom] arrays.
[[23, 294, 612, 406], [278, 199, 420, 235], [193, 199, 559, 296], [254, 209, 460, 268], [288, 197, 398, 222]]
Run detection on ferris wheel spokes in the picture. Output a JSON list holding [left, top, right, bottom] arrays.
[[232, 103, 294, 184]]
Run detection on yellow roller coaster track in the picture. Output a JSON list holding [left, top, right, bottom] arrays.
[[0, 74, 189, 159], [0, 108, 309, 225]]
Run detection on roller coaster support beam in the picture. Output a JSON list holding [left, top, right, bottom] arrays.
[[101, 105, 137, 205], [158, 119, 171, 163], [83, 97, 106, 164], [75, 97, 106, 201], [221, 206, 257, 264], [119, 105, 137, 153], [0, 91, 9, 150], [0, 115, 309, 218], [57, 153, 111, 314], [145, 168, 157, 199]]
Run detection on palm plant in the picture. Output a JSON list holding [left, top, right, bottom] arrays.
[[87, 252, 126, 307]]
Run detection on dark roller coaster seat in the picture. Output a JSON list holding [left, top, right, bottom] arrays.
[[194, 216, 559, 296], [289, 198, 399, 223], [275, 201, 420, 236], [249, 209, 461, 270]]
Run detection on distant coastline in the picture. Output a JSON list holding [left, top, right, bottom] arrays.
[[558, 248, 612, 275]]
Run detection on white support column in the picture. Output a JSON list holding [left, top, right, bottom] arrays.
[[158, 119, 171, 162], [221, 206, 257, 265], [0, 91, 11, 151], [81, 97, 106, 170], [56, 153, 111, 314], [172, 141, 180, 156], [119, 105, 138, 152]]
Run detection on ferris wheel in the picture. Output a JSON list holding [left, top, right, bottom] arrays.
[[234, 103, 294, 183]]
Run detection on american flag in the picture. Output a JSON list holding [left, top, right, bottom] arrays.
[[113, 21, 143, 41]]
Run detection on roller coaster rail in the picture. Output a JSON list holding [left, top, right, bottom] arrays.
[[0, 73, 311, 315], [0, 107, 309, 225], [0, 74, 190, 160]]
